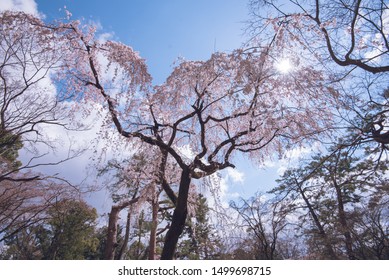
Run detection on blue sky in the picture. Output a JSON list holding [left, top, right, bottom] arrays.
[[37, 0, 249, 84]]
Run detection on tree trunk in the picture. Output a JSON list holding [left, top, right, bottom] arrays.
[[333, 180, 355, 259], [297, 185, 338, 259], [148, 190, 159, 260], [104, 197, 139, 260], [161, 167, 191, 259], [117, 208, 132, 260], [105, 206, 120, 260]]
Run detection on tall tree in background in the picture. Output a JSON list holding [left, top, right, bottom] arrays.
[[0, 11, 88, 246], [98, 154, 149, 260], [273, 144, 389, 259], [176, 193, 222, 259], [231, 194, 288, 260], [0, 11, 83, 183], [126, 210, 150, 260], [247, 3, 389, 259]]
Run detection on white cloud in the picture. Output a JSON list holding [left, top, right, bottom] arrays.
[[276, 143, 321, 175], [0, 0, 39, 16], [98, 32, 114, 43], [226, 167, 245, 184], [261, 143, 321, 176], [200, 168, 244, 211], [361, 8, 389, 62], [220, 168, 245, 206]]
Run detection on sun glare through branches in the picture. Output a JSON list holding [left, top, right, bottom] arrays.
[[275, 58, 293, 74]]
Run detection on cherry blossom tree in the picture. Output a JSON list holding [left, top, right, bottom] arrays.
[[0, 8, 336, 258], [51, 13, 342, 258], [0, 9, 344, 259]]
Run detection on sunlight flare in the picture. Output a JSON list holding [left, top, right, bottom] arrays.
[[275, 58, 293, 74]]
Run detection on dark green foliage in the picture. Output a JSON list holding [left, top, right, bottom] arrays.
[[1, 200, 100, 260], [126, 211, 151, 260], [0, 129, 23, 170], [176, 194, 222, 260]]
